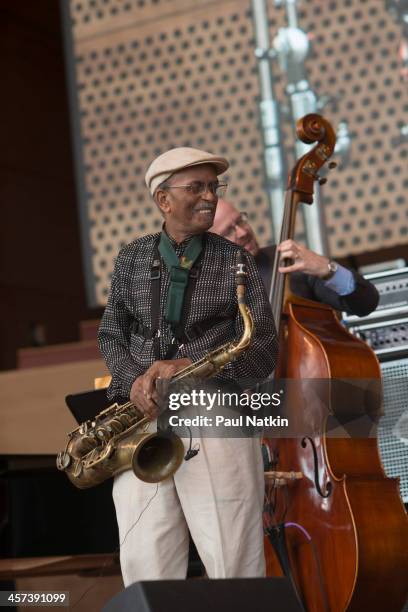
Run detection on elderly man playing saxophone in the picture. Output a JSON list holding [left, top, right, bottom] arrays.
[[98, 148, 278, 585]]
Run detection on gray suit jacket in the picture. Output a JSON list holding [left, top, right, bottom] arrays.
[[256, 245, 379, 317]]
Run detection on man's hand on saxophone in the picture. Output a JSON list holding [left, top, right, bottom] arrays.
[[130, 357, 193, 420]]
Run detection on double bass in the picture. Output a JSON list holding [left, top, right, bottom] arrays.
[[263, 114, 408, 611]]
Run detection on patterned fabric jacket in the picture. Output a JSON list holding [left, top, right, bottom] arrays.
[[98, 231, 278, 400]]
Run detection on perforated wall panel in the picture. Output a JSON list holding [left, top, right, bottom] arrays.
[[295, 0, 408, 256], [64, 0, 408, 306]]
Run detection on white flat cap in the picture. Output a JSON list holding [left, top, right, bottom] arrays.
[[145, 147, 229, 195]]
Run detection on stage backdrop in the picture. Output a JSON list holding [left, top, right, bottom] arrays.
[[62, 0, 408, 306]]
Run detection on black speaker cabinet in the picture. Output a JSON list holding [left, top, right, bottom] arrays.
[[103, 577, 303, 612]]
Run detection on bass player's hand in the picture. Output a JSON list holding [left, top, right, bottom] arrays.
[[277, 239, 330, 278]]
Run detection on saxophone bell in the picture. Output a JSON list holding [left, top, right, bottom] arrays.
[[57, 405, 185, 489]]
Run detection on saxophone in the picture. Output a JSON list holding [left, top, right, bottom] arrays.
[[56, 251, 254, 489]]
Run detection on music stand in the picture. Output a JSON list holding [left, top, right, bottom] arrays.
[[65, 388, 112, 424]]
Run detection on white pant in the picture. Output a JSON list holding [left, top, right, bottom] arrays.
[[112, 434, 265, 585]]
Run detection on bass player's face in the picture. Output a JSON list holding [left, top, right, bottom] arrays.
[[211, 198, 259, 256]]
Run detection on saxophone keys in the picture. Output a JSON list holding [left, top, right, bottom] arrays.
[[96, 428, 109, 441], [56, 451, 71, 470]]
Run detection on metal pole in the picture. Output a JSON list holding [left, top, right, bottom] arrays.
[[273, 0, 329, 255], [252, 0, 287, 243]]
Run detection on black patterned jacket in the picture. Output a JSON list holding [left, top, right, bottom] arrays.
[[98, 232, 278, 400]]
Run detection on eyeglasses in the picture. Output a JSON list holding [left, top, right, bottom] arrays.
[[224, 212, 250, 239], [162, 181, 228, 198]]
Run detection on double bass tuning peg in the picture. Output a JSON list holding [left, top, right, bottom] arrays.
[[318, 161, 337, 185]]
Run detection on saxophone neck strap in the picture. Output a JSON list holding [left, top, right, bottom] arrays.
[[149, 233, 204, 359], [158, 231, 203, 326]]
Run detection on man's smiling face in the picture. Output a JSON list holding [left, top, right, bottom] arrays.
[[156, 164, 220, 239]]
